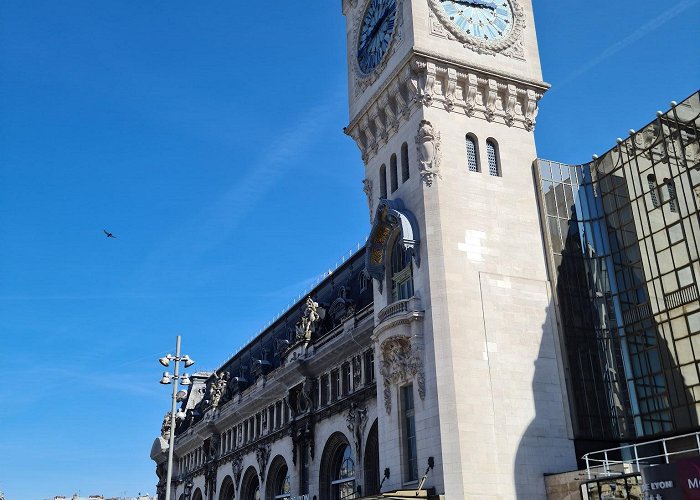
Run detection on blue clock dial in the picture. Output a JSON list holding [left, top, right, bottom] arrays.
[[357, 0, 397, 75], [440, 0, 514, 42]]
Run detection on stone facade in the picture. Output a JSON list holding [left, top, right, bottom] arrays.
[[152, 1, 580, 499]]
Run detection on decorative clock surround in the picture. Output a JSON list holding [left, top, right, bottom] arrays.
[[428, 0, 526, 57], [345, 54, 547, 163], [351, 0, 405, 94]]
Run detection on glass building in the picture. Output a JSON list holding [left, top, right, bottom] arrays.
[[535, 91, 700, 457]]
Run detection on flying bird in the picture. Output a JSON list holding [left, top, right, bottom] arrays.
[[103, 229, 116, 239]]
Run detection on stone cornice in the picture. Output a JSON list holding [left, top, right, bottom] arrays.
[[345, 51, 550, 164]]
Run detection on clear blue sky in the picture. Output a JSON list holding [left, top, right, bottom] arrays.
[[0, 1, 697, 498]]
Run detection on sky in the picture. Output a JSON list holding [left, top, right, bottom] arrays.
[[0, 0, 697, 498]]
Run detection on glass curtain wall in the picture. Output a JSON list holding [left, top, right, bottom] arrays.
[[535, 92, 700, 444]]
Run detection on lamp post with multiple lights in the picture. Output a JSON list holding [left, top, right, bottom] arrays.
[[159, 335, 195, 500]]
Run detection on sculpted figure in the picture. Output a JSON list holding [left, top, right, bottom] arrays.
[[415, 120, 442, 186], [296, 296, 320, 342], [208, 371, 228, 409], [160, 412, 172, 440]]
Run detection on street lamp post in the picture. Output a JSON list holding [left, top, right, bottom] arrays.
[[159, 335, 195, 500]]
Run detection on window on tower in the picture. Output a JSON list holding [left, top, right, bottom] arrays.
[[401, 142, 410, 182], [390, 234, 414, 303], [466, 134, 480, 172], [390, 154, 398, 193], [380, 164, 387, 198], [486, 138, 501, 176]]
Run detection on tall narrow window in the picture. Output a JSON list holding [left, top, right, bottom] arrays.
[[402, 385, 418, 482], [364, 349, 375, 384], [331, 369, 340, 401], [401, 142, 410, 182], [380, 165, 387, 198], [390, 236, 414, 302], [466, 134, 479, 172], [486, 139, 500, 176], [666, 179, 678, 213], [342, 362, 351, 395], [648, 175, 659, 207], [390, 154, 398, 193], [331, 445, 356, 500]]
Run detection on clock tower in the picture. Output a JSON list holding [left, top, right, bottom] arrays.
[[343, 0, 577, 497]]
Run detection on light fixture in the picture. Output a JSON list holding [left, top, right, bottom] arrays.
[[158, 335, 196, 500], [181, 354, 195, 368]]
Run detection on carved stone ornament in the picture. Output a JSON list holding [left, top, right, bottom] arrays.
[[231, 454, 244, 489], [380, 336, 426, 414], [426, 0, 526, 58], [295, 296, 322, 343], [160, 412, 172, 440], [256, 443, 272, 482], [346, 403, 369, 460], [365, 199, 420, 293], [208, 371, 229, 410], [351, 0, 405, 95], [416, 120, 442, 186], [204, 461, 217, 497], [363, 178, 373, 223]]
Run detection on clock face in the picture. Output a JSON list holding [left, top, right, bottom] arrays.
[[357, 0, 398, 75], [440, 0, 514, 42]]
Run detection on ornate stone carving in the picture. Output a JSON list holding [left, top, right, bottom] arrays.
[[231, 454, 244, 489], [444, 68, 457, 112], [346, 403, 369, 460], [416, 120, 442, 186], [208, 371, 229, 409], [160, 412, 172, 441], [380, 336, 426, 414], [505, 84, 518, 127], [524, 89, 538, 131], [295, 296, 322, 343], [204, 461, 217, 497], [345, 55, 547, 163], [465, 73, 478, 116], [329, 286, 356, 326], [256, 443, 271, 482], [426, 0, 526, 58], [363, 178, 373, 222], [485, 79, 498, 122]]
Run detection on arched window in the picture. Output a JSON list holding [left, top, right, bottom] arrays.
[[648, 174, 659, 207], [665, 178, 678, 213], [331, 445, 356, 500], [241, 467, 261, 500], [380, 164, 387, 199], [266, 456, 290, 500], [219, 476, 235, 500], [391, 235, 414, 302], [486, 139, 500, 176], [466, 134, 479, 172], [401, 142, 410, 182], [390, 154, 398, 193], [364, 420, 380, 496]]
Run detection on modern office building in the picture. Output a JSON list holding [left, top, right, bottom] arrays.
[[536, 91, 700, 498], [149, 0, 699, 497]]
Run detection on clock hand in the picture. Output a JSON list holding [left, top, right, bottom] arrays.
[[442, 0, 497, 10], [359, 10, 391, 54]]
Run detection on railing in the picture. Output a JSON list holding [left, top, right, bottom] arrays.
[[582, 430, 700, 479], [377, 299, 410, 323], [665, 283, 699, 310]]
